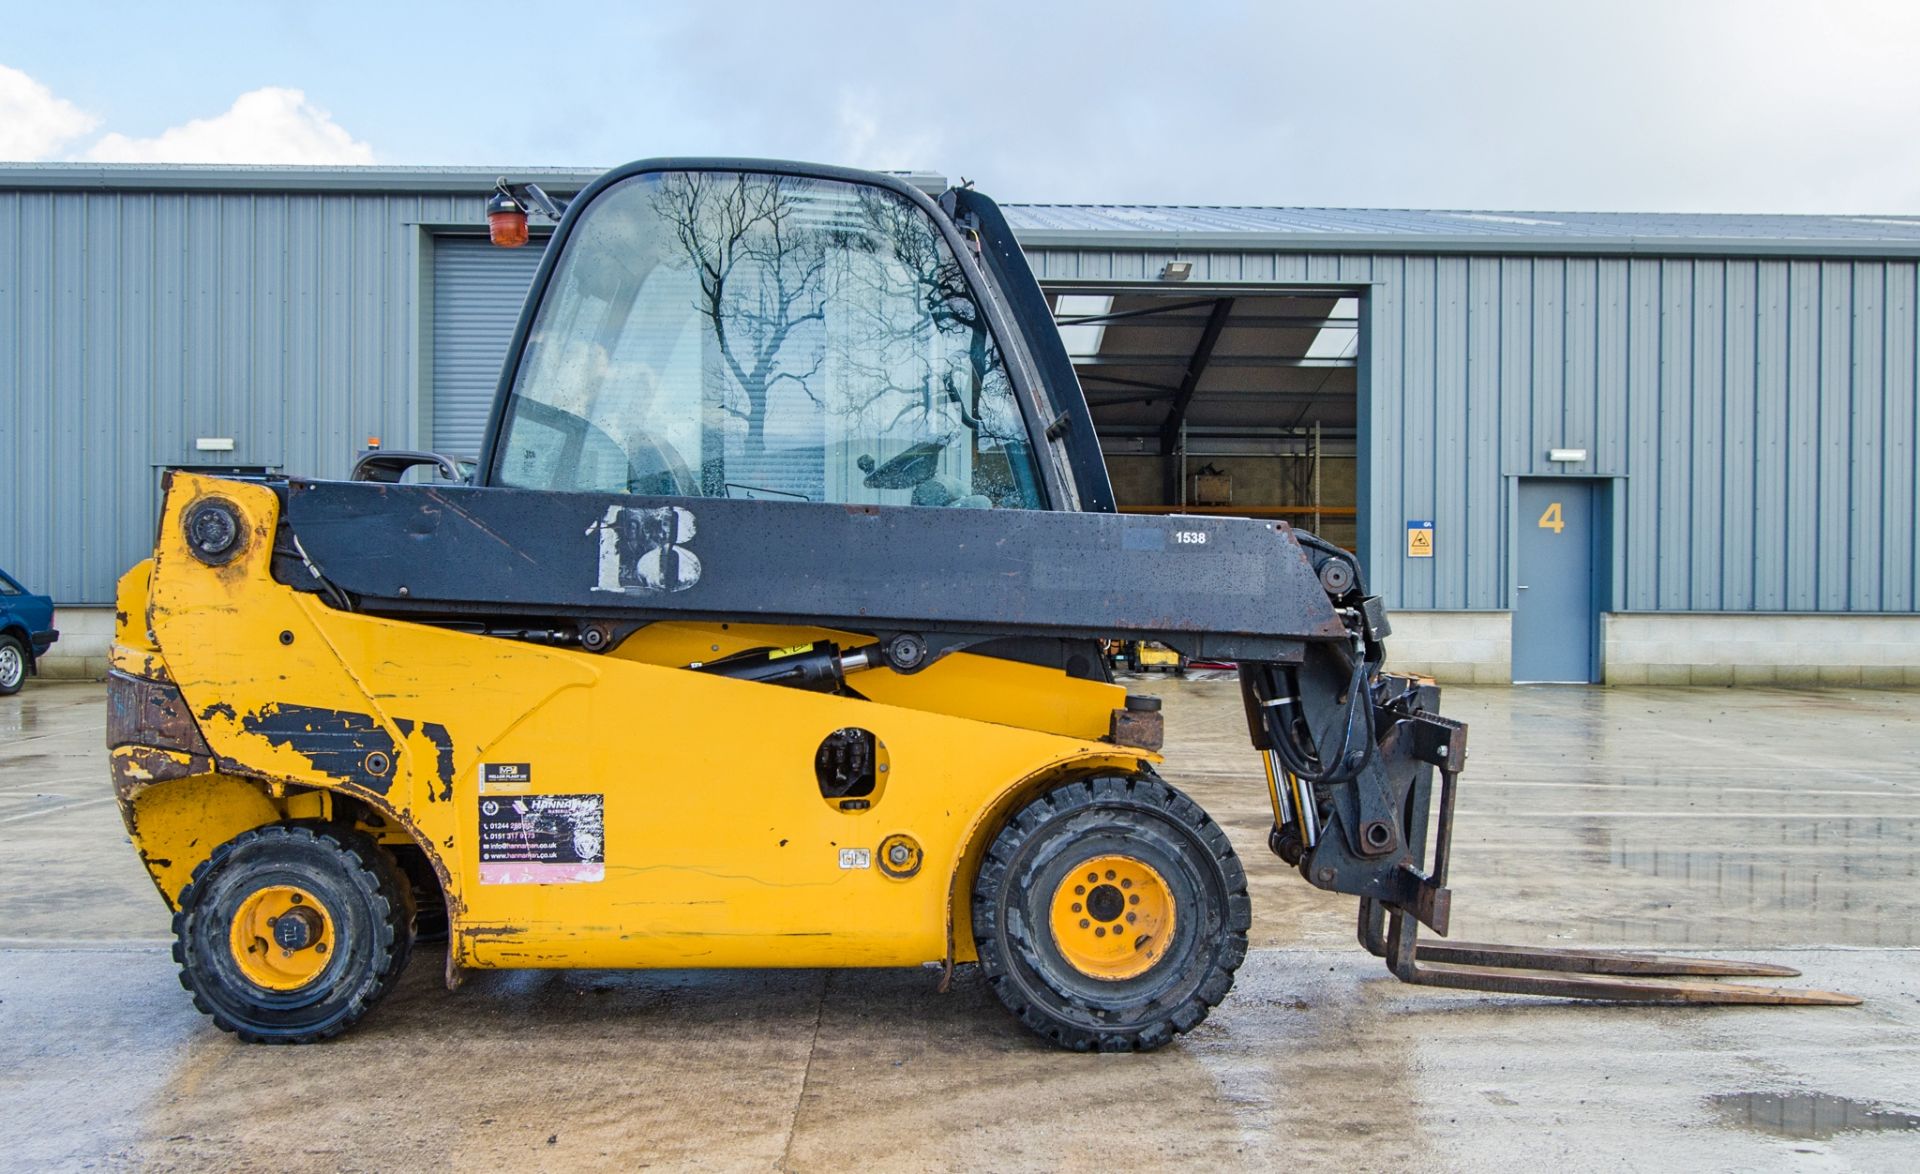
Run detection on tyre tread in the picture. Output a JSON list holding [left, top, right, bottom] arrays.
[[173, 822, 407, 1044], [972, 771, 1249, 1053]]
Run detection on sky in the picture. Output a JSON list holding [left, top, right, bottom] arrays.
[[5, 0, 1920, 214]]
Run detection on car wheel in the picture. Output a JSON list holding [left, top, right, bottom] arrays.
[[0, 635, 26, 694]]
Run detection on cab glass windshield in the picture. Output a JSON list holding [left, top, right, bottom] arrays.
[[493, 171, 1046, 510]]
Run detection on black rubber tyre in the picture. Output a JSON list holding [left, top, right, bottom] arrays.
[[972, 773, 1250, 1052], [355, 830, 417, 1002], [172, 823, 408, 1044], [0, 634, 26, 695]]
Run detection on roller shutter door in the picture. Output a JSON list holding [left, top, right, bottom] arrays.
[[431, 236, 548, 457]]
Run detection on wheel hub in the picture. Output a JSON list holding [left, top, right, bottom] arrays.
[[1047, 853, 1176, 981], [229, 885, 336, 991]]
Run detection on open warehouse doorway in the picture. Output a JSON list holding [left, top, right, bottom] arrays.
[[1045, 286, 1363, 551]]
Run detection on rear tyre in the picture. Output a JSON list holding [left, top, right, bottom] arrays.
[[173, 823, 408, 1044], [0, 634, 26, 694], [972, 773, 1250, 1052]]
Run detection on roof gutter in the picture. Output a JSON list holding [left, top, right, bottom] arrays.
[[0, 164, 604, 196], [1009, 228, 1920, 260]]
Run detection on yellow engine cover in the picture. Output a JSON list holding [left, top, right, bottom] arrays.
[[123, 474, 1152, 972]]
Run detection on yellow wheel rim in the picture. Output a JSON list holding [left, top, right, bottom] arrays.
[[1048, 854, 1176, 981], [228, 885, 336, 991]]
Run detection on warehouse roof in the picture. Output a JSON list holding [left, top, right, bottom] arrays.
[[4, 163, 1918, 257], [1001, 203, 1920, 239], [1000, 204, 1920, 256]]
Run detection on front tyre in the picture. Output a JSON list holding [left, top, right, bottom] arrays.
[[173, 823, 408, 1043], [972, 774, 1250, 1052]]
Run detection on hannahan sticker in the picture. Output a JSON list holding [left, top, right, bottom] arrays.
[[478, 794, 605, 884]]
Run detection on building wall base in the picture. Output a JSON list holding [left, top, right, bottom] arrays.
[[1603, 613, 1920, 687], [1376, 611, 1514, 684], [32, 606, 114, 680]]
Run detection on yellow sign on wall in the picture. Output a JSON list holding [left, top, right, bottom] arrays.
[[1406, 520, 1433, 558]]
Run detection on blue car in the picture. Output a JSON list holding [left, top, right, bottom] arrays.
[[0, 566, 58, 694]]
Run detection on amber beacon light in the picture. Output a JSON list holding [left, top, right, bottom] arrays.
[[487, 187, 530, 248]]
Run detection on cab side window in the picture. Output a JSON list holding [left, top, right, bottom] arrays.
[[496, 171, 1045, 510]]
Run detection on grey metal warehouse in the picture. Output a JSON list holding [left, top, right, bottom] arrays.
[[3, 163, 1916, 686]]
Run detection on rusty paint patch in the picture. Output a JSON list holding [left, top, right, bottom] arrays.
[[421, 722, 455, 800], [239, 703, 397, 795], [460, 925, 529, 940], [106, 670, 212, 756], [1108, 706, 1164, 751], [111, 746, 214, 802], [395, 718, 457, 801]]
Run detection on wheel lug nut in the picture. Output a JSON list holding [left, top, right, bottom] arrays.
[[1071, 903, 1081, 913], [1080, 919, 1090, 929]]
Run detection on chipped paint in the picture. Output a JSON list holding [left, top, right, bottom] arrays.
[[238, 704, 398, 795]]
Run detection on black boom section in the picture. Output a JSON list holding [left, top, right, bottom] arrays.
[[280, 480, 1347, 661]]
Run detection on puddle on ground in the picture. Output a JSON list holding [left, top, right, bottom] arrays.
[[1711, 1092, 1920, 1140]]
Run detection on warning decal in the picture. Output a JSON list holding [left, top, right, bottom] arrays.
[[478, 794, 605, 884], [1406, 520, 1434, 559]]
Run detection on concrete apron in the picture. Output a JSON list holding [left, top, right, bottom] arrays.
[[4, 680, 1919, 1169]]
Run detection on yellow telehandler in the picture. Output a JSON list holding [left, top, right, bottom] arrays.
[[107, 160, 1853, 1051]]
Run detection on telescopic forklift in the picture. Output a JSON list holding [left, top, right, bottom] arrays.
[[107, 159, 1855, 1051]]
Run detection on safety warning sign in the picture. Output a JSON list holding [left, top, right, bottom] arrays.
[[1406, 520, 1434, 558], [478, 794, 605, 884]]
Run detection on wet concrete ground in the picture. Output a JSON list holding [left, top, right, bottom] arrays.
[[4, 679, 1918, 1171]]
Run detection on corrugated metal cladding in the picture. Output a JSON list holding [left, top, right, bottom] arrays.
[[431, 237, 548, 456], [4, 164, 1917, 620], [0, 185, 506, 602], [1024, 248, 1919, 614]]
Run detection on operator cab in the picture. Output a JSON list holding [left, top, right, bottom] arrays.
[[478, 162, 1115, 514]]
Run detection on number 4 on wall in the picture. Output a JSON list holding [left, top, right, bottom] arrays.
[[1537, 501, 1565, 534]]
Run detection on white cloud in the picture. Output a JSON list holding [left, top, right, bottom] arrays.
[[84, 87, 374, 165], [0, 64, 99, 159], [834, 89, 941, 174]]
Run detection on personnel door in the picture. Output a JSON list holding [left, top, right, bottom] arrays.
[[1513, 479, 1604, 683]]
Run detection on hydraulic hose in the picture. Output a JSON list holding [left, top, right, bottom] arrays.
[[1258, 656, 1378, 787]]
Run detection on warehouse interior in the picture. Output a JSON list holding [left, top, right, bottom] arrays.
[[1045, 287, 1360, 550]]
